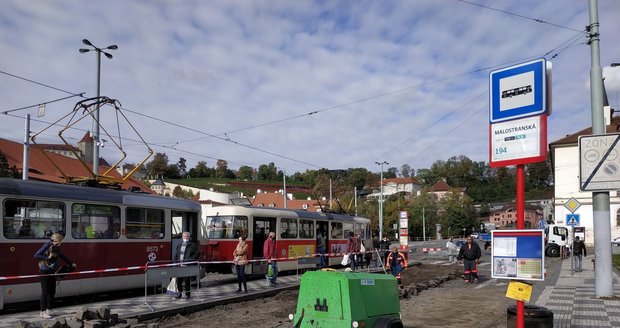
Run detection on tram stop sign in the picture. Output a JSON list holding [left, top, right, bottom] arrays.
[[579, 133, 620, 191]]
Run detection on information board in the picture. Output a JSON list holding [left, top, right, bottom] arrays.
[[489, 114, 547, 167], [491, 230, 544, 281]]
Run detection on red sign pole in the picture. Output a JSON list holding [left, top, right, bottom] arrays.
[[516, 164, 525, 328]]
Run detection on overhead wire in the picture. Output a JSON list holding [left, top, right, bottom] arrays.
[[377, 91, 488, 159], [454, 0, 586, 33], [2, 112, 257, 169], [375, 28, 588, 167], [1, 93, 85, 114], [1, 24, 589, 171], [1, 71, 322, 169], [404, 103, 488, 165]]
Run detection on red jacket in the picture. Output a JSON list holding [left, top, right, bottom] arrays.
[[263, 237, 275, 259]]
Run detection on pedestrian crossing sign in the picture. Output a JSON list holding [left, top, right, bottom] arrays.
[[566, 214, 580, 226]]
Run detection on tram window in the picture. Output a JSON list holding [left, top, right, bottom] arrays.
[[343, 222, 354, 239], [3, 199, 65, 239], [280, 218, 298, 239], [206, 215, 248, 239], [298, 219, 314, 239], [360, 223, 368, 239], [330, 222, 343, 239], [233, 216, 248, 239], [71, 204, 121, 239], [125, 208, 165, 239], [355, 223, 364, 238]]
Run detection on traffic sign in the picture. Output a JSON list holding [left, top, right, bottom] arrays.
[[566, 214, 580, 226], [538, 219, 545, 228], [579, 133, 620, 191], [490, 59, 548, 123], [489, 114, 547, 167], [563, 197, 581, 213]]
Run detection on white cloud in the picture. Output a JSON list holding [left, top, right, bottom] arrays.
[[1, 0, 619, 174]]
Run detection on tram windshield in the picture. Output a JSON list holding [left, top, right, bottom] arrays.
[[205, 215, 248, 239], [3, 199, 64, 239]]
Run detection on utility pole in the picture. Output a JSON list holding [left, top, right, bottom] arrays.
[[22, 114, 30, 180], [354, 187, 358, 216], [422, 207, 426, 241], [283, 169, 287, 209], [375, 161, 388, 239], [329, 178, 333, 209], [588, 0, 613, 298]]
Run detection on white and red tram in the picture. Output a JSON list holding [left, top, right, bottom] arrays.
[[0, 178, 201, 310], [202, 205, 371, 274]]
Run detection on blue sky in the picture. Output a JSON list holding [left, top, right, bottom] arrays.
[[1, 1, 620, 174]]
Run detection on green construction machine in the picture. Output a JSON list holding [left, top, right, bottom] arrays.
[[289, 270, 403, 328]]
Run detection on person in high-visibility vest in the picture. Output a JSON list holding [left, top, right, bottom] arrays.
[[386, 246, 407, 289]]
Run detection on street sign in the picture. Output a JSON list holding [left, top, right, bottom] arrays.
[[489, 114, 547, 167], [490, 59, 548, 123], [566, 214, 580, 226], [399, 211, 408, 219], [579, 133, 620, 191], [538, 219, 545, 228], [563, 197, 581, 213]]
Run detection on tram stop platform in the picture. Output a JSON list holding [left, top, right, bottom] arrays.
[[534, 255, 620, 327], [2, 274, 299, 327], [2, 265, 391, 327]]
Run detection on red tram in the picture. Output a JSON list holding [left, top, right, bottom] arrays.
[[0, 178, 201, 310], [202, 205, 371, 274]]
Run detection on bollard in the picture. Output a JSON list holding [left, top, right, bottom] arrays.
[[507, 305, 553, 328]]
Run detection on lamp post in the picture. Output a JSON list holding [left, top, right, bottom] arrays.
[[79, 39, 117, 176], [375, 161, 388, 240]]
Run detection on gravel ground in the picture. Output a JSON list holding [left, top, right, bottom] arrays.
[[150, 261, 516, 328]]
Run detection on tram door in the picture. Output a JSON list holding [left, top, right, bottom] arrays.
[[171, 211, 199, 261], [252, 216, 276, 274], [316, 220, 329, 254]]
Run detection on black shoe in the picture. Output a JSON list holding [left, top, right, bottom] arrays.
[[235, 289, 242, 293], [174, 294, 182, 299]]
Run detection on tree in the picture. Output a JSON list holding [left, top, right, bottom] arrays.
[[177, 158, 187, 177], [166, 164, 181, 179], [0, 151, 19, 178], [400, 164, 412, 178], [190, 161, 213, 178], [172, 185, 194, 199], [146, 152, 169, 178], [215, 159, 235, 178], [257, 162, 278, 181], [237, 165, 255, 180], [385, 167, 398, 179], [438, 192, 477, 237]]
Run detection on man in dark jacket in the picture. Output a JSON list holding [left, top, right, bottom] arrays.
[[573, 236, 587, 272], [174, 232, 199, 299], [458, 236, 482, 283]]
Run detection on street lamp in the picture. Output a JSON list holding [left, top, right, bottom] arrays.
[[375, 161, 388, 240], [79, 39, 118, 176]]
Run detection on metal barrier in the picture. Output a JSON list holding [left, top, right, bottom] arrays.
[[144, 261, 201, 311]]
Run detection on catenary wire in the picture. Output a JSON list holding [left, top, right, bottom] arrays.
[[1, 93, 85, 114], [454, 0, 586, 33], [2, 112, 258, 169]]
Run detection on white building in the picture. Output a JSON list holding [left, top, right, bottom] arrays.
[[549, 112, 620, 245], [367, 177, 421, 200]]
